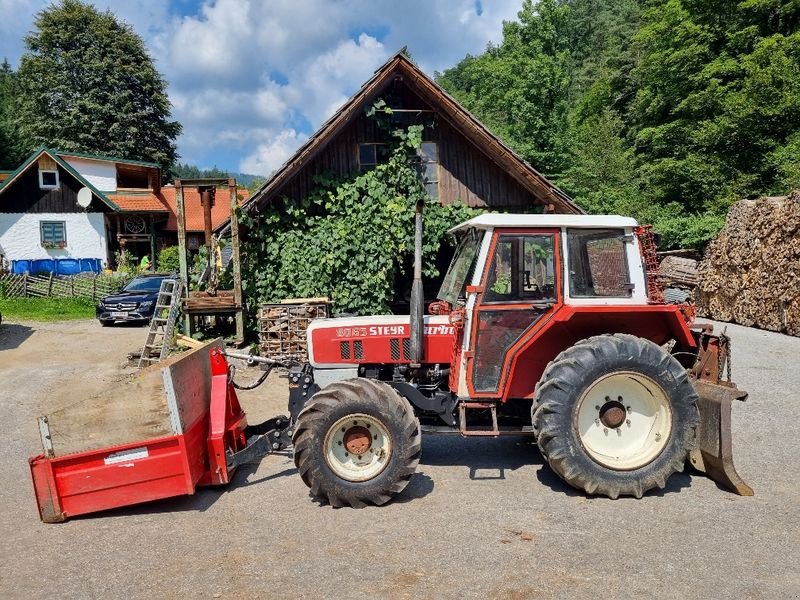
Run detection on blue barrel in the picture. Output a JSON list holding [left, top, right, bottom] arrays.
[[31, 259, 55, 274], [56, 258, 81, 275], [11, 260, 31, 274], [79, 258, 102, 273]]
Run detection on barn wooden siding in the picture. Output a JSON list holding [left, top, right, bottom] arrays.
[[272, 89, 539, 211]]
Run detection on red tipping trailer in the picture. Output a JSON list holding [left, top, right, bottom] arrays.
[[29, 342, 289, 523]]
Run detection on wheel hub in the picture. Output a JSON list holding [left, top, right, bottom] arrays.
[[576, 372, 673, 470], [343, 425, 372, 455], [599, 400, 626, 429], [323, 413, 392, 482]]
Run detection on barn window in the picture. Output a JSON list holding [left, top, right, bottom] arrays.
[[40, 221, 67, 248], [39, 169, 60, 190], [417, 142, 439, 199], [358, 143, 389, 172]]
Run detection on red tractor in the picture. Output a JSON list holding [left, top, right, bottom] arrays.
[[25, 209, 753, 522], [285, 209, 752, 507]]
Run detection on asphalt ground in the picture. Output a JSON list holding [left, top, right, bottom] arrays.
[[0, 318, 798, 599]]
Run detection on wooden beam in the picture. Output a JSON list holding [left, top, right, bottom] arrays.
[[175, 179, 191, 335], [229, 177, 245, 345]]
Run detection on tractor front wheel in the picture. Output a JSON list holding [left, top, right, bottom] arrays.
[[533, 334, 699, 498], [292, 378, 421, 508]]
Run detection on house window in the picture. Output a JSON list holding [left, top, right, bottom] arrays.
[[418, 142, 439, 199], [39, 169, 60, 190], [40, 221, 67, 248], [358, 143, 390, 172]]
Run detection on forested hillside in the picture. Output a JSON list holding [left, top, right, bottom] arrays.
[[437, 0, 800, 248]]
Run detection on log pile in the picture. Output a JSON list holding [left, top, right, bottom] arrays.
[[659, 256, 699, 289], [259, 298, 330, 361], [696, 193, 800, 336]]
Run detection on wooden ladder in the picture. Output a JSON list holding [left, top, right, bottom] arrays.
[[138, 278, 184, 368]]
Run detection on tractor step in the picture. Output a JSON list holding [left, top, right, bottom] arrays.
[[458, 401, 499, 436]]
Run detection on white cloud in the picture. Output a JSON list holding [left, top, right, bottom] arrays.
[[240, 128, 308, 175], [0, 0, 521, 175]]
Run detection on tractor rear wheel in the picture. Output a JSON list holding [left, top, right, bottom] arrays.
[[533, 334, 698, 498], [292, 378, 421, 508]]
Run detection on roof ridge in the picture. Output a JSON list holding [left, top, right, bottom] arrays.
[[55, 149, 160, 168], [238, 48, 581, 219]]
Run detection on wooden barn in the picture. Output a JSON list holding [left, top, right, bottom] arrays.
[[242, 50, 580, 216], [231, 50, 582, 309]]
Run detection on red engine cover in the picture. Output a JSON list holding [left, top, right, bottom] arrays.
[[308, 315, 455, 367]]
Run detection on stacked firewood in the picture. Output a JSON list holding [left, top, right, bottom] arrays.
[[259, 298, 330, 360], [696, 193, 800, 336]]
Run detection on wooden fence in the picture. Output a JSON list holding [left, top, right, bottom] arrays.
[[0, 273, 131, 301]]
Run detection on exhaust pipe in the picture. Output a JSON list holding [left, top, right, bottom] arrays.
[[409, 200, 425, 365]]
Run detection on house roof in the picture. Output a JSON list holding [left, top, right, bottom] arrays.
[[240, 50, 582, 217], [107, 192, 170, 212], [55, 150, 159, 168], [0, 146, 121, 211], [160, 185, 246, 233]]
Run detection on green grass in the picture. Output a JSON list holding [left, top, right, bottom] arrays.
[[0, 297, 96, 321]]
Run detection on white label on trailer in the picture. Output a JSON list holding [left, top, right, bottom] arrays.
[[104, 447, 149, 465]]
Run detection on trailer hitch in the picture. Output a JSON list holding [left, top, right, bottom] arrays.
[[226, 416, 292, 471]]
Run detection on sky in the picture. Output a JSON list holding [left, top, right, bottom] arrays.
[[0, 0, 522, 176]]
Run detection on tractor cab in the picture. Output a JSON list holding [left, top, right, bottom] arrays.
[[438, 214, 649, 399]]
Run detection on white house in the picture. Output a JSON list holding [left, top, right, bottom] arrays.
[[0, 147, 169, 274]]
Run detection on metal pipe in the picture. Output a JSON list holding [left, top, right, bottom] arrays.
[[409, 200, 425, 365], [223, 350, 282, 366]]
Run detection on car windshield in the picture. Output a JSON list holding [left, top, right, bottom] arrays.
[[124, 277, 166, 292], [437, 229, 481, 305]]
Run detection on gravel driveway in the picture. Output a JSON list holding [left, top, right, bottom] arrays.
[[0, 318, 798, 599]]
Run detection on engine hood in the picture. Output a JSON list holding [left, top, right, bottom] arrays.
[[306, 314, 455, 368]]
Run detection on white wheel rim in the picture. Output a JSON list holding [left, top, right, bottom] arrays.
[[575, 371, 672, 470], [323, 413, 392, 482]]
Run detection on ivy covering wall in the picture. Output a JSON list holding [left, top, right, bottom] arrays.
[[239, 121, 478, 316]]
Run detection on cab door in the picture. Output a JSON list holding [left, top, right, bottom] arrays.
[[467, 229, 561, 398]]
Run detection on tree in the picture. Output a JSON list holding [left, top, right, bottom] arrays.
[[630, 0, 800, 212], [438, 0, 800, 249], [15, 0, 181, 170], [436, 0, 573, 176], [172, 163, 229, 179], [0, 59, 21, 169]]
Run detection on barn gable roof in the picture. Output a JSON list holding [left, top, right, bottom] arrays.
[[241, 50, 582, 216]]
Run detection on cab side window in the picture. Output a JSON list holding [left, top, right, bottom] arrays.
[[483, 234, 556, 303], [567, 229, 632, 298]]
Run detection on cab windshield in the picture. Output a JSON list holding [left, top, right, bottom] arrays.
[[437, 229, 481, 305]]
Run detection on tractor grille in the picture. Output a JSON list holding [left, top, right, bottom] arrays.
[[390, 338, 401, 360], [353, 340, 363, 359], [340, 341, 351, 359], [402, 338, 411, 360]]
